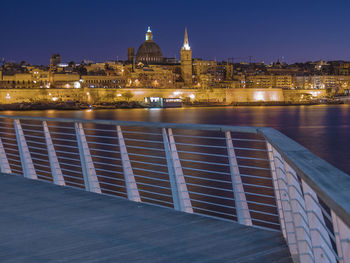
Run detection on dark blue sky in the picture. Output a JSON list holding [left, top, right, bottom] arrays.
[[2, 0, 350, 65]]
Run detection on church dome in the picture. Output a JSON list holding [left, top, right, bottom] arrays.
[[136, 27, 163, 64]]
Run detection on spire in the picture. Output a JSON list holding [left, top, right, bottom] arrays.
[[182, 27, 190, 50], [146, 26, 153, 41]]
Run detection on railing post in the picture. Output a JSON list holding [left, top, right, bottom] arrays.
[[0, 138, 11, 174], [331, 211, 350, 263], [162, 128, 193, 213], [14, 119, 37, 179], [43, 121, 65, 186], [302, 179, 336, 263], [167, 128, 193, 213], [75, 123, 101, 193], [225, 131, 252, 226], [116, 125, 140, 202]]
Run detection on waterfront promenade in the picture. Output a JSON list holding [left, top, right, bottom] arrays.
[[0, 174, 291, 263]]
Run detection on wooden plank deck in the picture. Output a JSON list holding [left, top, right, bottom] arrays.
[[0, 174, 292, 263]]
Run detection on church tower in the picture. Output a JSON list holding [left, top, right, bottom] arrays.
[[181, 28, 192, 85]]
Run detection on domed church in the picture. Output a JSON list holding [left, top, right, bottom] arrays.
[[136, 27, 163, 64]]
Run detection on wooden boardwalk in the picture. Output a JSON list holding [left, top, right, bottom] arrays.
[[0, 174, 292, 263]]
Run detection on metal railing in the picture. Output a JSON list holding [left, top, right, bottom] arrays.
[[0, 114, 349, 263]]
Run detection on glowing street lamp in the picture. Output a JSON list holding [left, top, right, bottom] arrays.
[[74, 81, 81, 89]]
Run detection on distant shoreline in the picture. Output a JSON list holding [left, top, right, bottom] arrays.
[[0, 100, 346, 111]]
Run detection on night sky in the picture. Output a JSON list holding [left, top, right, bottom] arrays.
[[2, 0, 350, 65]]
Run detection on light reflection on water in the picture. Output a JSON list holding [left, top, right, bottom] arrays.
[[2, 104, 350, 174]]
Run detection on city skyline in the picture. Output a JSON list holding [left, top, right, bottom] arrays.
[[2, 0, 350, 65]]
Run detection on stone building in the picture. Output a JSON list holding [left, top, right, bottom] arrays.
[[125, 66, 174, 88], [193, 59, 217, 75], [136, 27, 163, 64], [127, 48, 135, 64], [50, 54, 61, 67], [180, 28, 192, 85], [245, 75, 293, 89]]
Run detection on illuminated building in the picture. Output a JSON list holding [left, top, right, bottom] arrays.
[[49, 73, 80, 88], [0, 67, 49, 89], [245, 75, 293, 89], [275, 75, 293, 89], [125, 65, 174, 88], [193, 59, 217, 75], [181, 28, 192, 85], [81, 75, 125, 88], [245, 75, 274, 89], [136, 27, 163, 64]]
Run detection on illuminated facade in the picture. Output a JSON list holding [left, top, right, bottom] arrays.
[[0, 68, 49, 89], [81, 75, 125, 88], [181, 28, 192, 85], [193, 59, 217, 75], [125, 65, 174, 88], [136, 27, 163, 64], [245, 75, 293, 89]]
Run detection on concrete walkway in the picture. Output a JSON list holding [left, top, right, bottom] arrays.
[[0, 174, 292, 263]]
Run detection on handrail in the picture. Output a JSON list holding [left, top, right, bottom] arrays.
[[1, 114, 349, 226], [0, 114, 259, 133], [259, 127, 350, 227]]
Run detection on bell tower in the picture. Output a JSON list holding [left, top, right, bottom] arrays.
[[181, 28, 192, 85]]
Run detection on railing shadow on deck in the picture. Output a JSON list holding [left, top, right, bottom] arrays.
[[0, 114, 349, 263]]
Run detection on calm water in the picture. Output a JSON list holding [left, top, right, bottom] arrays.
[[3, 104, 350, 174]]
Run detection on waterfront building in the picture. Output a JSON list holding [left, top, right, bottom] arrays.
[[81, 75, 125, 88], [49, 73, 80, 88], [293, 75, 350, 92], [0, 67, 50, 89], [275, 75, 293, 89], [245, 75, 293, 89], [293, 76, 323, 89], [245, 75, 274, 89]]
